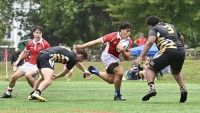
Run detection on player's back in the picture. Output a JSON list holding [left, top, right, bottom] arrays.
[[153, 22, 183, 49]]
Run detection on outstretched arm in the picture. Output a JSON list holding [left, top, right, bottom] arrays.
[[74, 38, 102, 49], [76, 62, 91, 79], [135, 36, 156, 64]]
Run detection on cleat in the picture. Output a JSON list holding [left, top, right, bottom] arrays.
[[28, 95, 37, 100], [114, 95, 126, 101], [142, 89, 157, 101], [180, 88, 187, 103], [88, 66, 99, 75], [32, 93, 47, 102], [0, 93, 12, 98]]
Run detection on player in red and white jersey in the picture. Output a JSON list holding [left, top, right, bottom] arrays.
[[0, 26, 50, 98], [74, 22, 132, 101]]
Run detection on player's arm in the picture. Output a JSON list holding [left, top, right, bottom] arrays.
[[121, 49, 131, 61], [136, 36, 156, 64], [176, 30, 185, 46], [74, 38, 102, 49], [179, 35, 184, 46], [76, 62, 91, 78], [54, 68, 69, 79], [14, 48, 29, 66]]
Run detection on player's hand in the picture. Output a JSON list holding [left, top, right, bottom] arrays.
[[84, 70, 92, 79], [52, 74, 57, 80], [135, 56, 143, 65], [116, 44, 125, 52], [73, 44, 82, 50], [13, 61, 19, 66]]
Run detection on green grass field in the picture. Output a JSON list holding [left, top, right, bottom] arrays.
[[0, 60, 200, 113]]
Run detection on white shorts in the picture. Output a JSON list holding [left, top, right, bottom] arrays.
[[21, 62, 38, 74], [101, 52, 120, 69]]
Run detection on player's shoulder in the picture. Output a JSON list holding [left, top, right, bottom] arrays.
[[41, 38, 50, 47], [41, 38, 49, 43], [106, 32, 118, 37], [26, 39, 33, 46]]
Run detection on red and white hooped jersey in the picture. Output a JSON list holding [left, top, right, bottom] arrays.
[[101, 32, 133, 58], [26, 38, 50, 64]]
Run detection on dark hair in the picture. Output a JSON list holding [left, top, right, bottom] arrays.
[[145, 16, 162, 26], [76, 49, 88, 59], [119, 22, 132, 31], [32, 26, 44, 33]]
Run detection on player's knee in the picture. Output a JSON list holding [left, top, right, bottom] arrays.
[[25, 74, 32, 79], [107, 81, 114, 84], [171, 70, 180, 75], [146, 65, 158, 73]]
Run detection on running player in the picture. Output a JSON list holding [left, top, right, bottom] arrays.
[[135, 15, 187, 103], [74, 22, 133, 101]]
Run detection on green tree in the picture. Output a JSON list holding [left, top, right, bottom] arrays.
[[106, 0, 200, 48], [14, 0, 115, 46], [0, 0, 14, 43]]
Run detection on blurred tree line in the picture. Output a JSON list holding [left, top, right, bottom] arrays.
[[0, 0, 200, 48]]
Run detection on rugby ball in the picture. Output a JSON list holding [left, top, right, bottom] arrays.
[[116, 39, 130, 52]]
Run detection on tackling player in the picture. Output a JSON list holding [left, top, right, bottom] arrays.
[[29, 46, 91, 102]]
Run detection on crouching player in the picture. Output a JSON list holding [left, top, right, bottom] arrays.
[[29, 46, 91, 102]]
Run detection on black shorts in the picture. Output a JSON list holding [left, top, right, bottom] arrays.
[[37, 52, 55, 70], [149, 48, 185, 73], [106, 62, 119, 74]]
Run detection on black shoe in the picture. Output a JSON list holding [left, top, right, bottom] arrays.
[[142, 89, 157, 101], [0, 93, 12, 98], [180, 88, 187, 103], [114, 95, 126, 101], [88, 66, 99, 75]]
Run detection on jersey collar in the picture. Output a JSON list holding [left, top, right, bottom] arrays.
[[33, 37, 43, 44], [117, 32, 122, 39]]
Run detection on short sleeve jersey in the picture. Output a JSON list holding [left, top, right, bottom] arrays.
[[148, 22, 183, 50], [135, 37, 147, 45], [102, 32, 133, 58], [40, 46, 77, 70], [26, 38, 50, 64]]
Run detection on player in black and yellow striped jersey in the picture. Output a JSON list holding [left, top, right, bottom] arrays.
[[29, 46, 91, 102], [135, 15, 187, 103]]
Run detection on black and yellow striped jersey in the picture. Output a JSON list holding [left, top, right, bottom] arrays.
[[149, 22, 184, 52]]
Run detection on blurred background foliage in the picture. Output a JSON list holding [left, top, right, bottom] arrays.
[[0, 0, 200, 48]]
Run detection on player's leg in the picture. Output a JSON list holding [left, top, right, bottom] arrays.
[[142, 66, 157, 101], [88, 65, 114, 83], [28, 74, 43, 100], [32, 68, 54, 102], [170, 49, 187, 103], [25, 70, 37, 88], [171, 71, 187, 103], [0, 68, 25, 98], [25, 63, 38, 87], [112, 65, 126, 101], [65, 69, 73, 82], [142, 52, 169, 101]]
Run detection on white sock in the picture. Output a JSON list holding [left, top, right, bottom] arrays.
[[6, 87, 13, 95]]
